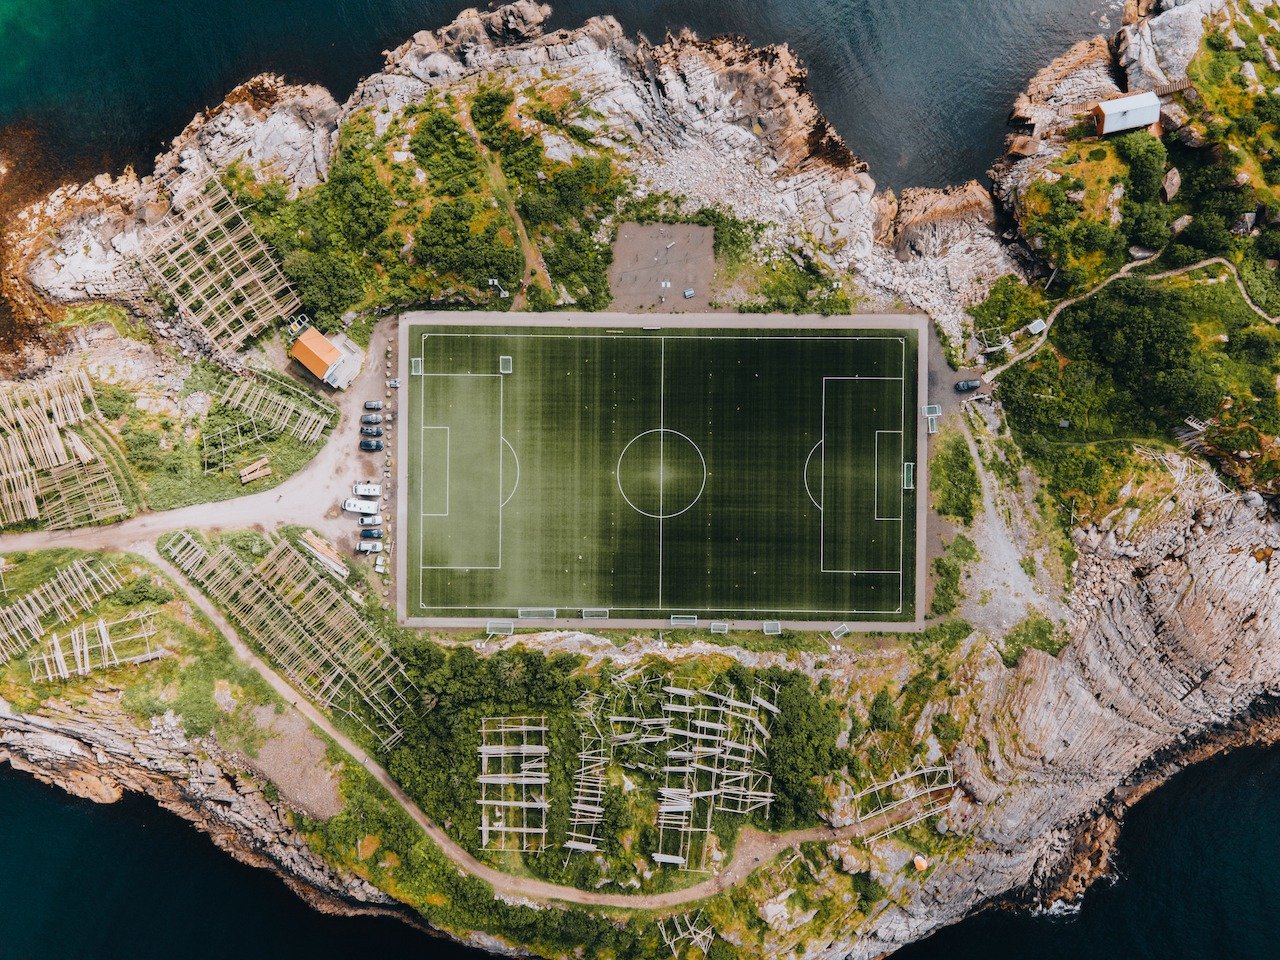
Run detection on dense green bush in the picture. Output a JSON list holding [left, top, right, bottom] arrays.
[[930, 432, 980, 524], [868, 688, 900, 732], [1114, 132, 1168, 203], [410, 108, 481, 196], [412, 198, 524, 292]]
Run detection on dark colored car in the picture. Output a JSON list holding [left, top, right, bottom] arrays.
[[954, 379, 983, 393], [360, 414, 383, 425], [360, 426, 383, 437], [360, 528, 384, 539], [364, 400, 384, 411], [359, 439, 384, 452]]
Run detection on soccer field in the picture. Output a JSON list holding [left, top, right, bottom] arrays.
[[403, 319, 921, 626]]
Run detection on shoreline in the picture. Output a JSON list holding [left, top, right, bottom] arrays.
[[3, 2, 1280, 958]]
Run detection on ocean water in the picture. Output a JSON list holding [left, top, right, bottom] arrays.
[[6, 745, 1280, 959], [4, 1, 1264, 957], [0, 0, 1121, 193]]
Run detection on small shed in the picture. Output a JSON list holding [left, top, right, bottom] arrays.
[[290, 327, 359, 390], [1093, 91, 1161, 135]]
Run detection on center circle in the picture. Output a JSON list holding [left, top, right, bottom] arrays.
[[616, 429, 707, 520]]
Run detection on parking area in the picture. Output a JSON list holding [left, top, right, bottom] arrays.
[[608, 223, 717, 312]]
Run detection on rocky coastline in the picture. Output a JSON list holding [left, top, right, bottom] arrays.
[[3, 2, 1280, 958]]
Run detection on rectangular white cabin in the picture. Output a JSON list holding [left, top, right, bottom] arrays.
[[1093, 91, 1161, 135]]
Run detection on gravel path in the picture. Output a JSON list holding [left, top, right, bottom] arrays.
[[3, 313, 953, 911], [985, 255, 1278, 383]]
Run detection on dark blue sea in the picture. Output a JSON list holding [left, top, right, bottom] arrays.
[[10, 2, 1271, 958]]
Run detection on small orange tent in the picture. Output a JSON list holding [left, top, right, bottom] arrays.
[[291, 328, 341, 381]]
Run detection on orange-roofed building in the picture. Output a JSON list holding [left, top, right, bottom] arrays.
[[290, 327, 358, 389]]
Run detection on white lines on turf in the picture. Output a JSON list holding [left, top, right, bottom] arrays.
[[803, 440, 823, 510], [873, 430, 904, 522], [501, 437, 521, 508], [421, 426, 450, 516], [658, 337, 664, 608]]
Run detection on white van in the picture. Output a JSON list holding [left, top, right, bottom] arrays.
[[356, 541, 383, 554], [342, 497, 379, 515], [353, 482, 383, 497]]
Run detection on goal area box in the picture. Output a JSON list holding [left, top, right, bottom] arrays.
[[400, 314, 925, 631]]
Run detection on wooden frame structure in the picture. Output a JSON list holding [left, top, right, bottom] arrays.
[[0, 370, 127, 530], [564, 692, 609, 856], [161, 532, 412, 748], [853, 764, 955, 842], [0, 558, 122, 660], [221, 377, 333, 445], [477, 716, 550, 852], [137, 174, 300, 353], [28, 609, 168, 682], [654, 684, 776, 871], [657, 912, 714, 959]]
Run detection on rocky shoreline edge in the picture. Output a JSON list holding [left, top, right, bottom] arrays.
[[2, 1, 1279, 958]]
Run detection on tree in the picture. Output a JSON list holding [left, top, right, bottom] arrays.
[[1114, 132, 1168, 203], [869, 687, 899, 732]]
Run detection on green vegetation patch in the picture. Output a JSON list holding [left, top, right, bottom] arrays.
[[999, 611, 1066, 667], [1001, 271, 1280, 506], [930, 431, 980, 525]]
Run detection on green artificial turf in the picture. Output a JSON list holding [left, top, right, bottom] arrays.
[[407, 325, 918, 621]]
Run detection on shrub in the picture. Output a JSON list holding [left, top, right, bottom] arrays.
[[930, 432, 981, 524], [931, 534, 978, 616], [868, 688, 900, 732], [1000, 612, 1065, 666], [410, 108, 481, 196], [1114, 132, 1168, 203]]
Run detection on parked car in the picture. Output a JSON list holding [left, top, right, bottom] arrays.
[[342, 497, 379, 515], [356, 541, 383, 554], [359, 439, 384, 453], [364, 400, 384, 411], [683, 288, 695, 299], [359, 426, 383, 438], [360, 529, 384, 540], [358, 514, 383, 526], [353, 482, 382, 497], [387, 378, 401, 389], [954, 379, 983, 393], [360, 413, 383, 425]]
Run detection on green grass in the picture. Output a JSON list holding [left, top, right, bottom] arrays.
[[999, 611, 1065, 666], [406, 324, 919, 621], [929, 534, 978, 617], [930, 431, 980, 525]]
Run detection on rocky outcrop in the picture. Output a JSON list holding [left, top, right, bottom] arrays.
[[1119, 0, 1227, 90], [989, 37, 1121, 220], [5, 1, 1011, 353], [0, 689, 400, 918], [3, 74, 338, 348], [850, 479, 1280, 957]]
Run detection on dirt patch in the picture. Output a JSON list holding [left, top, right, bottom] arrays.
[[248, 704, 342, 819], [608, 223, 717, 313]]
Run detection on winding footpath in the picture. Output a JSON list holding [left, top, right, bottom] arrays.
[[0, 317, 951, 913], [148, 544, 947, 913], [984, 256, 1280, 382]]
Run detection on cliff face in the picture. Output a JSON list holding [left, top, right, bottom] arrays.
[[852, 484, 1280, 957], [0, 690, 398, 918]]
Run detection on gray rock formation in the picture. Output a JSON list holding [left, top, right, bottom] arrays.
[[851, 484, 1280, 958], [0, 690, 397, 916], [1119, 0, 1228, 90], [8, 2, 1011, 349]]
